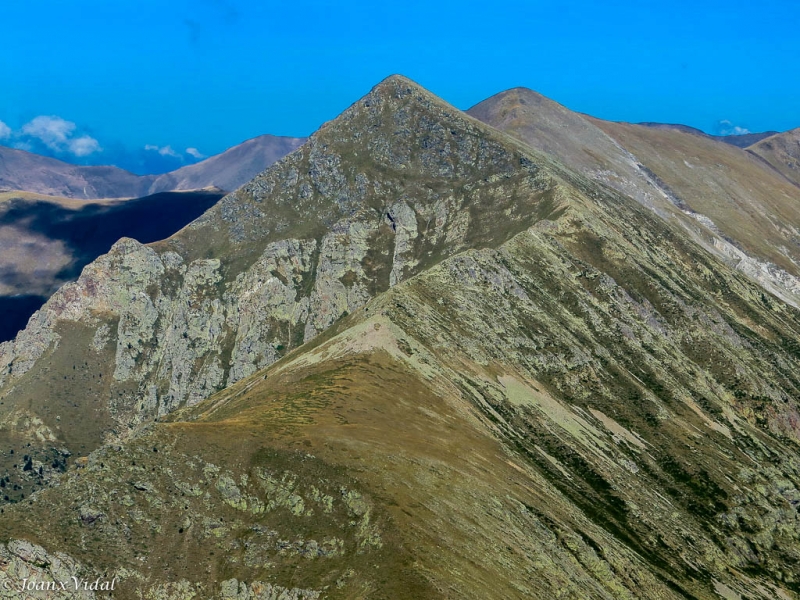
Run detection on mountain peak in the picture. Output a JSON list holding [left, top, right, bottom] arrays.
[[372, 73, 418, 90], [468, 87, 556, 115], [184, 72, 556, 261], [329, 73, 453, 125]]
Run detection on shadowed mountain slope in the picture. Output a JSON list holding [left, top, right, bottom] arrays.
[[748, 128, 800, 188], [0, 135, 305, 199], [1, 77, 800, 598], [0, 189, 224, 342]]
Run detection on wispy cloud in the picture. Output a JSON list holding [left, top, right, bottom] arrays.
[[21, 116, 76, 149], [717, 119, 751, 136], [2, 115, 208, 174], [145, 144, 181, 158], [186, 147, 206, 159], [17, 115, 102, 156]]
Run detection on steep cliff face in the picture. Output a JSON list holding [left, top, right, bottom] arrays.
[[0, 76, 564, 494]]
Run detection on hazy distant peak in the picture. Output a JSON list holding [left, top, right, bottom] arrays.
[[638, 122, 778, 148], [146, 134, 306, 195], [467, 87, 561, 115], [0, 133, 306, 199]]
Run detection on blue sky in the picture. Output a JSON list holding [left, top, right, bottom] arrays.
[[1, 0, 798, 174]]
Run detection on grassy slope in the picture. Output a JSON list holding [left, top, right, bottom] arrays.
[[467, 88, 800, 310], [748, 128, 800, 189], [591, 120, 800, 278]]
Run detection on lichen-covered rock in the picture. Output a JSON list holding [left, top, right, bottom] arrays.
[[0, 541, 96, 600], [219, 579, 319, 600]]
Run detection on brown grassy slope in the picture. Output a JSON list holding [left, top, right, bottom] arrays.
[[591, 120, 800, 277], [748, 127, 800, 188], [0, 321, 691, 599], [637, 122, 778, 148], [468, 88, 800, 298], [0, 190, 125, 206]]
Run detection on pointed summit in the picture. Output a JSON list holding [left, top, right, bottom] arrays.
[[180, 74, 560, 263], [467, 86, 662, 209], [467, 86, 627, 168]]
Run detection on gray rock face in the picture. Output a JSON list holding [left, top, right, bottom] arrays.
[[0, 540, 320, 600], [219, 579, 319, 600]]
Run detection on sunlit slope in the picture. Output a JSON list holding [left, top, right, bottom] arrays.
[[468, 88, 800, 308], [749, 127, 800, 188], [592, 120, 800, 278]]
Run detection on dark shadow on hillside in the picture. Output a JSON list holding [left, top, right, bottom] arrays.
[[0, 190, 224, 342]]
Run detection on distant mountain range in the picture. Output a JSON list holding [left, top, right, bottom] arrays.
[[637, 122, 778, 147], [0, 134, 306, 199]]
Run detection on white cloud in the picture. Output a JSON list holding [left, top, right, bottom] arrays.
[[69, 135, 102, 157], [718, 119, 751, 136], [18, 115, 101, 156], [0, 121, 11, 140], [145, 144, 181, 158], [21, 116, 76, 150], [186, 147, 206, 159]]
